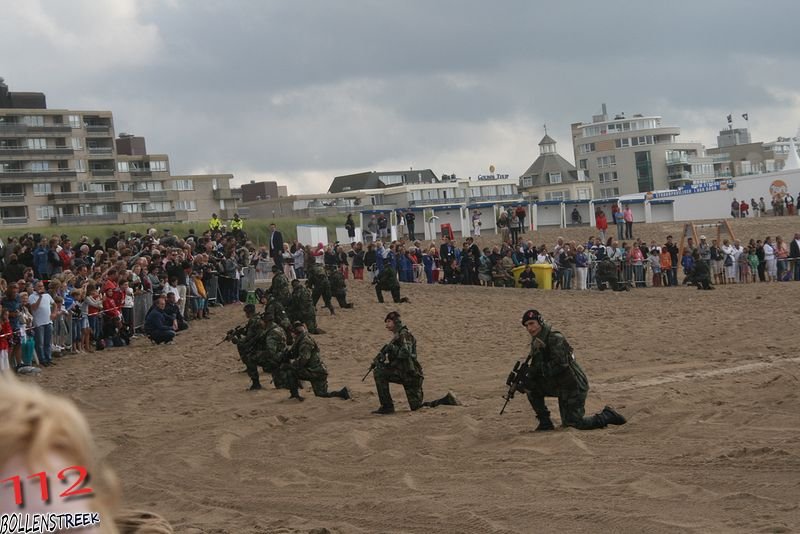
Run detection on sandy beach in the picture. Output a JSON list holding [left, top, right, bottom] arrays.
[[31, 217, 800, 534]]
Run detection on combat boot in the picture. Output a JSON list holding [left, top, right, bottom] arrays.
[[600, 406, 626, 426], [248, 378, 262, 391], [334, 387, 351, 400], [289, 389, 305, 402], [328, 304, 336, 315], [423, 392, 461, 407], [535, 415, 555, 431], [371, 404, 395, 415]]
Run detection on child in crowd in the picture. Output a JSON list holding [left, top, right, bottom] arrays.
[[747, 247, 760, 283], [738, 249, 751, 284], [18, 292, 36, 367], [681, 249, 694, 284], [70, 289, 83, 352], [121, 280, 134, 338], [0, 309, 11, 373], [649, 249, 662, 287]]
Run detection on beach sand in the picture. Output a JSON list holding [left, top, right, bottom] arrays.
[[33, 217, 800, 533]]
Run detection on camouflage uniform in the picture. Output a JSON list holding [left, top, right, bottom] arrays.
[[265, 298, 293, 343], [373, 320, 424, 410], [686, 256, 713, 290], [595, 259, 627, 291], [277, 330, 348, 398], [374, 265, 406, 303], [524, 323, 618, 429], [288, 283, 321, 334], [327, 267, 353, 308], [307, 264, 334, 313], [246, 321, 288, 389], [269, 270, 291, 306], [233, 314, 265, 366]]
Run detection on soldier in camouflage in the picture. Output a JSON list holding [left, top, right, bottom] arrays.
[[371, 311, 458, 414], [288, 279, 324, 335], [519, 309, 626, 431], [245, 311, 288, 391], [269, 264, 291, 306], [277, 321, 350, 401], [373, 265, 409, 304], [306, 264, 335, 315], [264, 293, 294, 344], [231, 303, 264, 368], [326, 265, 354, 309]]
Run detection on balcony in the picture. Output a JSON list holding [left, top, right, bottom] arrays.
[[90, 169, 115, 177], [56, 213, 120, 224], [85, 125, 111, 136], [213, 188, 233, 200], [665, 154, 690, 166], [0, 147, 74, 157], [133, 190, 170, 201], [1, 217, 28, 225], [88, 146, 114, 156], [715, 171, 733, 178], [668, 171, 693, 185], [408, 197, 465, 207], [47, 191, 117, 203], [0, 192, 25, 202], [130, 170, 152, 177], [0, 169, 77, 180]]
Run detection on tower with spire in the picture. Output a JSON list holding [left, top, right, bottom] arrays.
[[519, 133, 593, 201]]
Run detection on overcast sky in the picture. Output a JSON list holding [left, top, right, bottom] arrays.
[[3, 0, 799, 194]]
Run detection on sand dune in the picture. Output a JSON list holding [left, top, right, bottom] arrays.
[[29, 218, 800, 533]]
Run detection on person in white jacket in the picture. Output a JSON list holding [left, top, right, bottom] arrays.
[[763, 236, 776, 282]]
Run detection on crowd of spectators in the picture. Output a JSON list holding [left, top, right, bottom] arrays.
[[0, 227, 259, 374]]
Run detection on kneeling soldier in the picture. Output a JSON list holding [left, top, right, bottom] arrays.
[[518, 309, 626, 431], [279, 321, 350, 401], [370, 311, 458, 414], [245, 311, 287, 391]]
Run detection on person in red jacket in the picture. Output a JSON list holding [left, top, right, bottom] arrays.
[[595, 210, 608, 242]]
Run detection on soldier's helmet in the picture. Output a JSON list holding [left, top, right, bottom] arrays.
[[272, 265, 281, 273], [385, 311, 401, 322], [244, 303, 255, 314], [262, 311, 275, 322], [521, 309, 543, 326]]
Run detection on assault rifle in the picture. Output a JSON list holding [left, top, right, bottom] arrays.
[[499, 354, 533, 415], [362, 345, 390, 381], [216, 324, 247, 346]]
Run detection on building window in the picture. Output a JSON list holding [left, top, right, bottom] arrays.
[[599, 187, 620, 198], [23, 116, 44, 127], [219, 199, 226, 210], [75, 159, 86, 172], [579, 159, 588, 170], [175, 200, 197, 211], [614, 138, 630, 148], [68, 115, 81, 128], [597, 155, 616, 167], [212, 178, 218, 191], [548, 172, 562, 184], [578, 143, 596, 154], [545, 191, 567, 201], [147, 201, 171, 212], [117, 161, 129, 172], [33, 183, 52, 196], [71, 138, 82, 150], [151, 160, 168, 172], [598, 171, 619, 183], [521, 177, 533, 188], [635, 151, 654, 192], [27, 139, 46, 150], [30, 161, 49, 172], [577, 188, 591, 200], [172, 179, 194, 191], [36, 206, 55, 220]]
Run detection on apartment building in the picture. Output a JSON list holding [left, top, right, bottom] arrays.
[[571, 104, 707, 197], [0, 78, 236, 228]]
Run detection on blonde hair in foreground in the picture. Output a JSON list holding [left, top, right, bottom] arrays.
[[0, 375, 174, 533]]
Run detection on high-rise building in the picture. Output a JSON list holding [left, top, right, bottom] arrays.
[[0, 78, 236, 227], [571, 104, 708, 197]]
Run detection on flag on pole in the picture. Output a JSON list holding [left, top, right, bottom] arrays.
[[727, 114, 732, 124], [742, 113, 749, 121]]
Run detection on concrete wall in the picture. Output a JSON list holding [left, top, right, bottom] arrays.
[[650, 203, 674, 222], [537, 203, 562, 227]]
